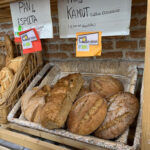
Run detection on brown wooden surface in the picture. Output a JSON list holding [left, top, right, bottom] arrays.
[[0, 126, 69, 150], [6, 123, 108, 150], [142, 0, 150, 150]]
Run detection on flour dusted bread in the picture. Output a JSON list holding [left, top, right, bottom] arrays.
[[7, 56, 24, 73], [21, 85, 51, 123], [90, 76, 124, 98], [40, 73, 84, 129], [95, 92, 139, 139], [67, 92, 107, 135], [0, 67, 14, 98]]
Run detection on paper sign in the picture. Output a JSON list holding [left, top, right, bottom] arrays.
[[19, 28, 42, 54], [10, 0, 53, 40], [58, 0, 132, 38], [76, 32, 102, 57]]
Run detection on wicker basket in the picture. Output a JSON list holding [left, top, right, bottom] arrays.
[[0, 35, 43, 124]]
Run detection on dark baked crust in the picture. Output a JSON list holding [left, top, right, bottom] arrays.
[[76, 87, 90, 99], [95, 92, 139, 139], [90, 76, 124, 98], [67, 92, 107, 135], [40, 73, 84, 129]]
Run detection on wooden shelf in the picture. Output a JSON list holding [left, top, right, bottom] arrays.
[[1, 123, 107, 150], [0, 124, 70, 150]]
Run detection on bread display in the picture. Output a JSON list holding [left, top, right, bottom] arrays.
[[7, 56, 24, 73], [95, 92, 139, 139], [40, 73, 84, 129], [21, 85, 51, 123], [90, 76, 124, 98], [67, 92, 107, 135], [20, 68, 139, 143], [0, 67, 14, 98]]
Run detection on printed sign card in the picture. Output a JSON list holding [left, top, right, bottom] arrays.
[[76, 32, 102, 57], [19, 28, 42, 54], [10, 0, 53, 41], [58, 0, 132, 38]]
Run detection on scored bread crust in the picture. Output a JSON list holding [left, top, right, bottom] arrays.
[[90, 76, 124, 98], [21, 85, 51, 123], [67, 92, 107, 135], [95, 92, 139, 139], [40, 73, 84, 129]]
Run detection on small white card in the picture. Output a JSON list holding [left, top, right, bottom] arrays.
[[20, 30, 37, 42], [78, 33, 99, 45], [22, 41, 33, 49]]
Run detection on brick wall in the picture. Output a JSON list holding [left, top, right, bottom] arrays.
[[0, 0, 147, 62]]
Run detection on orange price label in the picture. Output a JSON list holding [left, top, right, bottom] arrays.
[[76, 32, 102, 57]]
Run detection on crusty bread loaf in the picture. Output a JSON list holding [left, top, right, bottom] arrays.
[[21, 85, 51, 123], [95, 92, 139, 139], [0, 54, 6, 69], [7, 56, 24, 73], [90, 76, 124, 98], [4, 35, 14, 66], [40, 73, 84, 129], [67, 92, 107, 135], [76, 87, 90, 99], [0, 67, 14, 98]]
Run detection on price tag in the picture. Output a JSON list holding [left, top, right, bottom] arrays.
[[22, 41, 32, 49], [77, 44, 89, 52], [76, 32, 102, 57], [21, 30, 37, 42], [19, 28, 42, 54]]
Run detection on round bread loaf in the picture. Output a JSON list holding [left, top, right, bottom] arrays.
[[90, 76, 124, 98], [67, 92, 107, 135], [95, 92, 139, 139], [76, 87, 90, 99]]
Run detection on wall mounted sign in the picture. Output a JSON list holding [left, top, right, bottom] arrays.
[[76, 32, 102, 57], [10, 0, 53, 41], [19, 28, 42, 54], [58, 0, 132, 38]]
